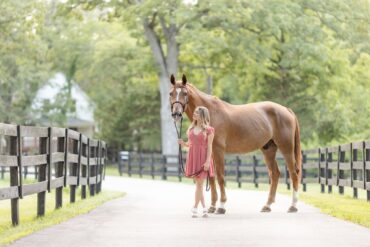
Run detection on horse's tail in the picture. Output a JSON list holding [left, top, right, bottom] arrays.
[[288, 108, 302, 178]]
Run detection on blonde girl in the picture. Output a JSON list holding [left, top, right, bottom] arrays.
[[178, 106, 215, 218]]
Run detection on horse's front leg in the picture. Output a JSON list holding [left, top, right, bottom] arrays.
[[208, 176, 218, 213], [214, 149, 227, 214]]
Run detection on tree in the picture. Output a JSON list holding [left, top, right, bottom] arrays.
[[118, 0, 213, 154], [52, 0, 370, 150], [60, 0, 213, 154], [50, 5, 162, 150], [0, 0, 50, 124]]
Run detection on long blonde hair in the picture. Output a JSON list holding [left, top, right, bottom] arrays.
[[187, 106, 211, 135]]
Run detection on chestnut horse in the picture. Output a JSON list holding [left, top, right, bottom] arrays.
[[169, 74, 302, 213]]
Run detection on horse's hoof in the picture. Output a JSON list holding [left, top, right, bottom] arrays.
[[208, 206, 216, 214], [260, 205, 271, 213], [287, 206, 298, 213], [215, 208, 226, 214]]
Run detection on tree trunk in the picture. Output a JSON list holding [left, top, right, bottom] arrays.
[[159, 75, 178, 155], [143, 17, 179, 155]]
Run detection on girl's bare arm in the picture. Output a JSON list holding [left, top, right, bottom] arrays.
[[204, 132, 214, 169]]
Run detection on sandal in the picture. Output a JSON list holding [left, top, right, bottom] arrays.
[[191, 208, 198, 218], [202, 208, 208, 218]]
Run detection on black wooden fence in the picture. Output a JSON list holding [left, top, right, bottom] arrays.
[[0, 123, 107, 226], [118, 140, 370, 201]]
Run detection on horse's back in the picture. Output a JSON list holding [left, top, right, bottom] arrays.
[[227, 101, 293, 124], [221, 101, 296, 153]]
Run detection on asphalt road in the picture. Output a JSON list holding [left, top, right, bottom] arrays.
[[9, 176, 370, 247]]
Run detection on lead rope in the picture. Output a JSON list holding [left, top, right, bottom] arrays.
[[174, 118, 185, 173], [173, 119, 210, 191]]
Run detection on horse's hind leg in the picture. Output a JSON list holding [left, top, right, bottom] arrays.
[[260, 141, 280, 212], [214, 148, 227, 214], [281, 149, 300, 213], [208, 177, 218, 213]]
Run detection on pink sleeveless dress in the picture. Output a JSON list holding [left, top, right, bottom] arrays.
[[185, 126, 215, 179]]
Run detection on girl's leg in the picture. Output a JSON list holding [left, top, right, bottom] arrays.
[[194, 178, 204, 208], [200, 180, 205, 208], [198, 177, 208, 217]]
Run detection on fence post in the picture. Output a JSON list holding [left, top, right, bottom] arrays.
[[81, 135, 87, 200], [302, 152, 306, 192], [352, 143, 357, 198], [95, 142, 99, 194], [103, 144, 107, 181], [324, 148, 329, 193], [16, 126, 23, 200], [162, 155, 167, 180], [88, 139, 96, 197], [97, 141, 102, 194], [70, 133, 79, 203], [338, 146, 345, 195], [37, 131, 47, 217], [10, 134, 19, 226], [55, 131, 64, 209], [253, 155, 258, 188], [319, 148, 325, 193], [47, 128, 52, 193], [151, 152, 155, 179], [365, 142, 370, 201], [139, 152, 143, 178], [64, 129, 69, 187], [128, 152, 132, 177], [362, 141, 366, 195], [118, 150, 122, 176], [236, 156, 241, 188], [327, 150, 332, 194]]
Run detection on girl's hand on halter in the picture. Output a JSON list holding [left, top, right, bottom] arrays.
[[178, 139, 188, 147]]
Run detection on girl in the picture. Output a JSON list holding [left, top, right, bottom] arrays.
[[178, 106, 215, 218]]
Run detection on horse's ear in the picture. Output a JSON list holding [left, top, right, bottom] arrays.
[[170, 74, 176, 85], [182, 74, 187, 85]]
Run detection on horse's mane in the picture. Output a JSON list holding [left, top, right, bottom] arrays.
[[187, 83, 220, 102], [187, 83, 233, 108]]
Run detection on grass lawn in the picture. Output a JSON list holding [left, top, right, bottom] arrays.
[[107, 164, 370, 228], [0, 175, 125, 246]]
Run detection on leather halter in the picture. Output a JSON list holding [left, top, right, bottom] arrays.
[[170, 85, 188, 114]]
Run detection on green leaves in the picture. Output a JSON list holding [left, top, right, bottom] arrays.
[[176, 0, 370, 147], [0, 0, 50, 124], [1, 0, 369, 150]]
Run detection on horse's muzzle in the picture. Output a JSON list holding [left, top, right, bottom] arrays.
[[172, 112, 183, 122]]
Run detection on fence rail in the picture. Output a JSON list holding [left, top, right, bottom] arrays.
[[118, 140, 370, 201], [0, 123, 107, 226]]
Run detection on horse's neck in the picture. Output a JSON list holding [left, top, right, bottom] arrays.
[[185, 84, 211, 120]]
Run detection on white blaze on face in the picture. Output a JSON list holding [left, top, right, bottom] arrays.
[[176, 88, 181, 101]]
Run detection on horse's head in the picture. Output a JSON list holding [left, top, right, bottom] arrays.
[[169, 74, 188, 122]]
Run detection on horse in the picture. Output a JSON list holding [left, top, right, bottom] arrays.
[[169, 74, 302, 213]]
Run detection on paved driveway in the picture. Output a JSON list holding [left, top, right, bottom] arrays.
[[9, 176, 370, 247]]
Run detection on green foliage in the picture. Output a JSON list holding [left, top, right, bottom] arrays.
[[50, 13, 161, 150], [1, 0, 369, 150], [179, 0, 370, 147], [0, 0, 51, 124]]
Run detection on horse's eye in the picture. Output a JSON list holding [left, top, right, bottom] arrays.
[[169, 92, 173, 96]]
